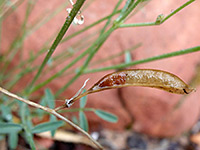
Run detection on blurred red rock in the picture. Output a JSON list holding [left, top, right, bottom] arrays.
[[1, 0, 200, 137]]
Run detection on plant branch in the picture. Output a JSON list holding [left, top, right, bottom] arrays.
[[85, 46, 200, 73], [61, 9, 121, 43], [0, 87, 103, 150], [119, 0, 195, 28], [55, 27, 115, 97], [26, 0, 86, 95], [161, 0, 195, 23]]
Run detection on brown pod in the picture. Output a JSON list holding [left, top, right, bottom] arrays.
[[88, 69, 195, 94], [66, 69, 195, 107]]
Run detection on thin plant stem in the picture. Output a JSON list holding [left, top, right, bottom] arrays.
[[55, 27, 115, 97], [26, 0, 86, 94], [90, 43, 141, 66], [0, 86, 103, 150], [99, 0, 123, 35], [161, 0, 195, 23], [1, 0, 34, 81], [0, 0, 24, 18], [85, 46, 200, 73], [61, 108, 95, 113], [26, 1, 69, 38], [119, 0, 195, 28], [119, 22, 156, 28], [115, 0, 141, 24], [60, 9, 121, 43]]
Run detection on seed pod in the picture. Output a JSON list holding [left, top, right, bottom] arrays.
[[64, 69, 195, 108], [88, 69, 195, 94]]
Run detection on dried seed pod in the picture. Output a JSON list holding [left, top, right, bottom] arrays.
[[65, 69, 195, 108], [88, 69, 194, 94]]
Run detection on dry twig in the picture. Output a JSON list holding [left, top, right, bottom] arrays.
[[0, 86, 103, 150]]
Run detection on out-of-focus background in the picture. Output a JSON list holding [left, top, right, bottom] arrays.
[[1, 0, 200, 149]]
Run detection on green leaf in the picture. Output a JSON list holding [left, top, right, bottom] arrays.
[[20, 103, 35, 149], [80, 89, 87, 108], [72, 116, 79, 125], [50, 115, 57, 122], [0, 123, 22, 133], [47, 58, 53, 66], [31, 121, 64, 134], [94, 109, 118, 123], [24, 128, 35, 150], [79, 111, 88, 132], [50, 115, 57, 137], [0, 105, 12, 121], [8, 132, 18, 149], [36, 97, 46, 117], [44, 88, 55, 109], [125, 51, 132, 63]]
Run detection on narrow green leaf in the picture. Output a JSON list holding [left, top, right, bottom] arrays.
[[36, 97, 46, 117], [20, 103, 35, 149], [8, 132, 18, 149], [47, 58, 53, 66], [50, 115, 57, 137], [0, 105, 12, 121], [80, 89, 87, 108], [0, 123, 22, 133], [44, 88, 55, 109], [125, 51, 132, 63], [94, 109, 118, 123], [72, 116, 79, 125], [25, 128, 35, 150], [79, 111, 88, 132], [50, 115, 57, 122], [31, 121, 64, 134]]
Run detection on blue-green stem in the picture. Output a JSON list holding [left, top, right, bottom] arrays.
[[55, 27, 115, 97], [115, 0, 141, 25], [90, 43, 141, 66], [99, 0, 123, 35], [161, 0, 195, 23], [60, 9, 121, 43], [1, 0, 34, 81], [119, 22, 156, 28], [85, 46, 200, 73], [119, 0, 195, 28], [25, 0, 86, 95], [61, 108, 95, 113]]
